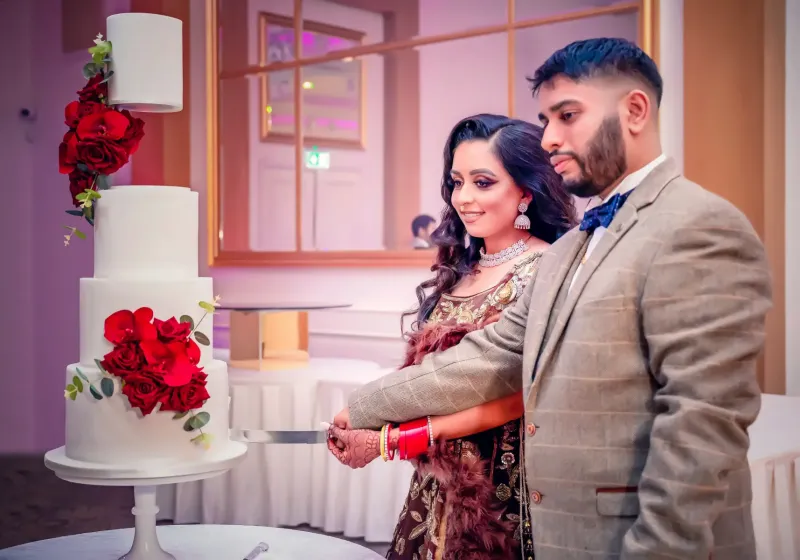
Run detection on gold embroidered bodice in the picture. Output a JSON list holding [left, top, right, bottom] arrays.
[[428, 251, 542, 327]]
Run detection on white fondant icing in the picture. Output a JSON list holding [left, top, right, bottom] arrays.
[[106, 13, 183, 112], [65, 359, 230, 466], [79, 277, 215, 367], [59, 15, 236, 476], [93, 186, 198, 280]]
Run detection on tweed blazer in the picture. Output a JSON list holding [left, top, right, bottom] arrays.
[[349, 158, 772, 559]]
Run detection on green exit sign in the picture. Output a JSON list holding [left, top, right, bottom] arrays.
[[305, 149, 330, 169]]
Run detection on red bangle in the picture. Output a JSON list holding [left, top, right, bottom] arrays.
[[399, 418, 429, 460]]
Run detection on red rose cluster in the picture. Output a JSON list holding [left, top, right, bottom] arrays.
[[100, 307, 209, 416], [58, 73, 145, 207]]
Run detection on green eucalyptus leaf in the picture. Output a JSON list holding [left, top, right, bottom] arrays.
[[73, 228, 87, 240], [83, 62, 99, 79], [100, 70, 115, 84], [85, 215, 94, 227], [198, 301, 216, 314], [72, 376, 84, 393], [193, 332, 210, 346], [95, 359, 106, 373], [65, 209, 84, 217], [173, 412, 188, 420], [183, 411, 210, 432], [65, 384, 78, 401], [100, 377, 114, 397], [95, 175, 110, 190], [89, 385, 103, 400], [191, 433, 214, 449], [77, 163, 89, 173], [179, 315, 195, 330], [75, 368, 90, 383]]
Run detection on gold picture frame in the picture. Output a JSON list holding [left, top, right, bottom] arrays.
[[258, 12, 366, 149]]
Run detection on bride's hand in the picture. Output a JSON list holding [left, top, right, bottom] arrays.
[[326, 425, 381, 469]]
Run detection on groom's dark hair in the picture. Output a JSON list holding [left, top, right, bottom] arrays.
[[528, 37, 663, 106]]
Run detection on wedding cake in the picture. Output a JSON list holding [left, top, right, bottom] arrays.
[[56, 13, 240, 472]]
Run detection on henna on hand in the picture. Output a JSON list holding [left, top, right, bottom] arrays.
[[326, 425, 382, 469], [388, 427, 399, 455]]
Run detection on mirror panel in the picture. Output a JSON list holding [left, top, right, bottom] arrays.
[[209, 0, 651, 266]]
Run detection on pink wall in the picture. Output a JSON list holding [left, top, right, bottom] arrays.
[[0, 0, 36, 453], [0, 0, 130, 453]]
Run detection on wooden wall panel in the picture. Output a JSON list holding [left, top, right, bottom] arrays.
[[683, 0, 785, 393]]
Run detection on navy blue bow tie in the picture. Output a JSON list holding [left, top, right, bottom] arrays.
[[579, 190, 633, 233]]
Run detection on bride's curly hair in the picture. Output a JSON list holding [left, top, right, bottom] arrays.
[[407, 114, 576, 330]]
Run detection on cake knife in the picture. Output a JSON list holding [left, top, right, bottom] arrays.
[[229, 428, 329, 444], [242, 541, 269, 560]]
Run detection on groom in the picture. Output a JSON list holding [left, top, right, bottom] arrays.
[[331, 38, 771, 559]]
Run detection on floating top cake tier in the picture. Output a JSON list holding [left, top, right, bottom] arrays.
[[106, 13, 183, 113]]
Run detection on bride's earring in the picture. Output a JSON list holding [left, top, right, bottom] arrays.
[[514, 201, 531, 230]]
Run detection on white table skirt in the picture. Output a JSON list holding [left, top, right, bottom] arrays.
[[157, 359, 414, 543], [155, 359, 798, 551], [0, 524, 384, 559], [748, 393, 800, 559]]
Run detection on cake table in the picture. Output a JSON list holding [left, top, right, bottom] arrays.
[[0, 525, 385, 559], [44, 443, 248, 560]]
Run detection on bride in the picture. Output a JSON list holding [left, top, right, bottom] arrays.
[[328, 114, 575, 559]]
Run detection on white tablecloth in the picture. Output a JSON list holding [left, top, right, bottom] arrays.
[[155, 361, 799, 551], [748, 393, 800, 559], [0, 524, 383, 559], [157, 358, 414, 543]]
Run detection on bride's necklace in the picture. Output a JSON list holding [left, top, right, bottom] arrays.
[[479, 238, 529, 267]]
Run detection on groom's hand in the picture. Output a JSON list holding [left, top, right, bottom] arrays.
[[333, 407, 351, 429], [326, 425, 381, 469]]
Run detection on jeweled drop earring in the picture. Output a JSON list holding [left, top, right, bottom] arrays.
[[514, 201, 531, 230]]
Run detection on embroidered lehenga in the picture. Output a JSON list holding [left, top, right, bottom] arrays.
[[387, 252, 541, 560]]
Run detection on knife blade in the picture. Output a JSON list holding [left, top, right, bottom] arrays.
[[230, 428, 329, 444]]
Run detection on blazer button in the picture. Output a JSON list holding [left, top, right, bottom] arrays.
[[526, 423, 537, 436], [530, 490, 542, 504]]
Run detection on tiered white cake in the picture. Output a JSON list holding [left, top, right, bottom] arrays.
[[65, 187, 234, 468], [60, 13, 237, 471]]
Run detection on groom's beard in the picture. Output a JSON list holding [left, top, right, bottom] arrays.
[[554, 115, 628, 199]]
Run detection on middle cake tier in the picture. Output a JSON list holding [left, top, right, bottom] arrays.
[[80, 277, 216, 368]]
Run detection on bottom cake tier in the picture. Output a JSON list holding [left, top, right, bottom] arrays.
[[64, 358, 231, 467]]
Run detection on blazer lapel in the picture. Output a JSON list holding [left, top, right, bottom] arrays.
[[522, 228, 588, 397], [530, 157, 682, 388]]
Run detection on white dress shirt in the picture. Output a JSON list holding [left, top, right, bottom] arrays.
[[569, 154, 667, 292]]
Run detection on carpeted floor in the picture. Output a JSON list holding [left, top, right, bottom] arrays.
[[0, 454, 389, 555]]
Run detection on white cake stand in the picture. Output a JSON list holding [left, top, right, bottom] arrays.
[[44, 442, 248, 560]]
